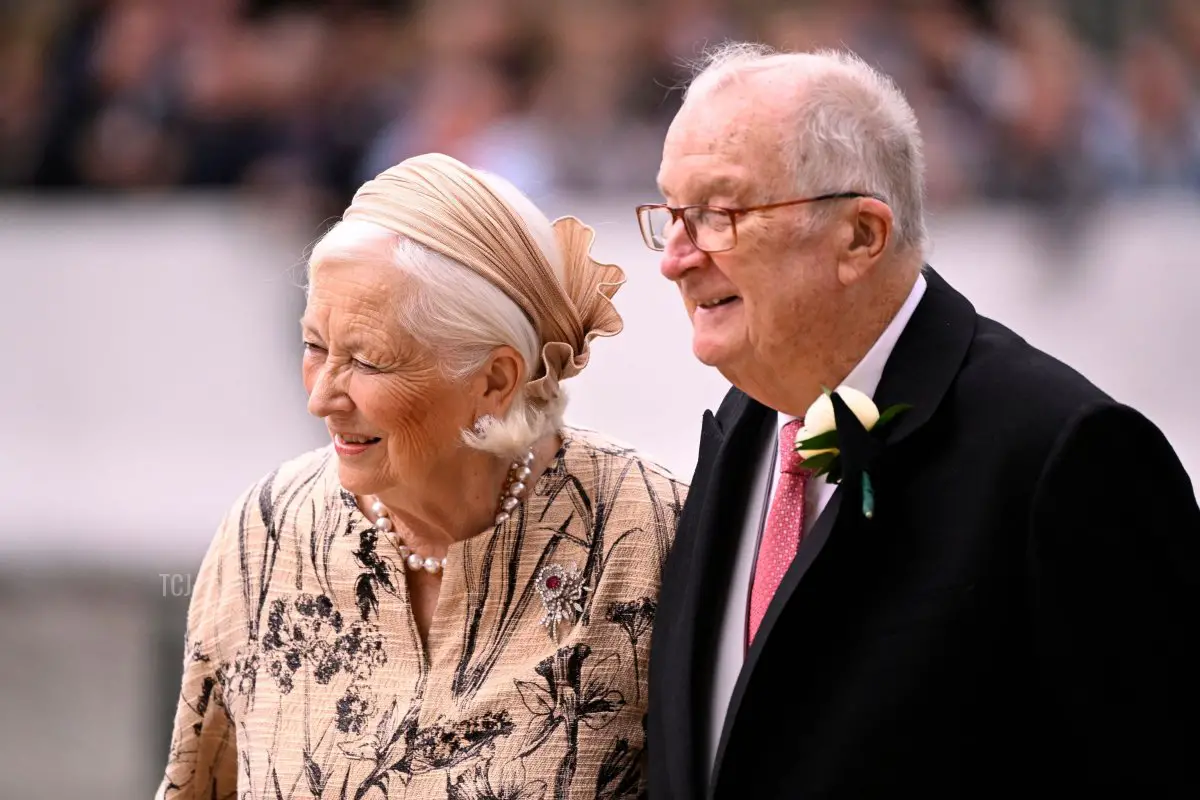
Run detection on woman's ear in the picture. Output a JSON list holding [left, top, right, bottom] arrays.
[[472, 345, 525, 417]]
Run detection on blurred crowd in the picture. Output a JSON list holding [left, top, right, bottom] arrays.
[[2, 0, 1200, 220]]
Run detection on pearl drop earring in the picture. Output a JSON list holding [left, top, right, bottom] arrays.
[[494, 447, 536, 526]]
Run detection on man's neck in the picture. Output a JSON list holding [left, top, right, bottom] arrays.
[[731, 263, 920, 416]]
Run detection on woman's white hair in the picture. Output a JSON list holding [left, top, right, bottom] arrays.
[[308, 172, 566, 459], [684, 42, 929, 255]]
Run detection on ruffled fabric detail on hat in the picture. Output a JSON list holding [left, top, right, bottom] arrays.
[[524, 216, 626, 404]]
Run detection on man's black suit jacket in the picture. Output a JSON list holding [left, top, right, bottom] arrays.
[[647, 267, 1200, 798]]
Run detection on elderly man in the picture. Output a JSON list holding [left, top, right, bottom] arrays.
[[642, 44, 1199, 799]]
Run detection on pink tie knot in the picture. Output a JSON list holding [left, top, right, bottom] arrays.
[[779, 418, 807, 475]]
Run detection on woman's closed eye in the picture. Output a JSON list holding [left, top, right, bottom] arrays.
[[302, 340, 380, 371], [353, 358, 381, 373]]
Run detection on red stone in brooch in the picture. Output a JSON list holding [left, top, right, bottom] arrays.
[[535, 563, 588, 642]]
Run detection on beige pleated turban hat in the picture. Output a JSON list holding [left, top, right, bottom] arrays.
[[342, 153, 626, 405]]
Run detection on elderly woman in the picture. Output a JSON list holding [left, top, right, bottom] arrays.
[[157, 154, 686, 799]]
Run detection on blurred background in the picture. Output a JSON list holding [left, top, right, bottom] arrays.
[[1, 0, 1198, 796]]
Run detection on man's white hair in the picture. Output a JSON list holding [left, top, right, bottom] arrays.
[[308, 172, 566, 460], [684, 42, 928, 255]]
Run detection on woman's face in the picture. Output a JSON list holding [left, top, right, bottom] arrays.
[[301, 252, 474, 498]]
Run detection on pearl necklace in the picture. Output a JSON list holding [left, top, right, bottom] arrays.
[[366, 447, 536, 575]]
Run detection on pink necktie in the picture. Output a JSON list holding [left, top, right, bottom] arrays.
[[748, 418, 808, 645]]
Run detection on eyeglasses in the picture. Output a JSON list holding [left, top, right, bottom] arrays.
[[635, 192, 880, 254]]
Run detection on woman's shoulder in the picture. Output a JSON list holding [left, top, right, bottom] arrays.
[[212, 444, 343, 545], [553, 426, 686, 585], [563, 424, 686, 474], [559, 425, 690, 502]]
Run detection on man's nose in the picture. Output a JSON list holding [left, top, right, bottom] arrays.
[[659, 220, 708, 281]]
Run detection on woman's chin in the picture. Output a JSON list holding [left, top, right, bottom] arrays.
[[335, 462, 379, 496]]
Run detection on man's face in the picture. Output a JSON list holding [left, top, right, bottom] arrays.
[[656, 82, 841, 383]]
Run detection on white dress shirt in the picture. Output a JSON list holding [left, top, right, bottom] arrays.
[[704, 272, 928, 784]]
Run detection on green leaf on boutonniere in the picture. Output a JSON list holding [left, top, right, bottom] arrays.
[[862, 471, 875, 518], [875, 403, 913, 430], [798, 451, 837, 476], [794, 429, 839, 452]]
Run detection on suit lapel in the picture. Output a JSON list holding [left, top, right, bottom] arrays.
[[873, 266, 977, 443], [707, 265, 978, 792], [656, 407, 723, 800], [661, 390, 774, 799], [710, 481, 847, 787]]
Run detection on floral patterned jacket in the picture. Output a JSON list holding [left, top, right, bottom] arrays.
[[157, 427, 687, 800]]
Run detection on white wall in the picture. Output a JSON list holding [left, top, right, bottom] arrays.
[[1, 195, 1196, 568]]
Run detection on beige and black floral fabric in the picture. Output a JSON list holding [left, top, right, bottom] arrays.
[[157, 427, 686, 800]]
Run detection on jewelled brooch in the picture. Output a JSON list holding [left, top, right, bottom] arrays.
[[535, 562, 589, 642]]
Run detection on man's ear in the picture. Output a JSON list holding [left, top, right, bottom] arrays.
[[471, 345, 525, 417], [837, 197, 893, 285]]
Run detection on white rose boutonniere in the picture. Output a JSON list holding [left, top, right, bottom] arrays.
[[793, 386, 911, 518]]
